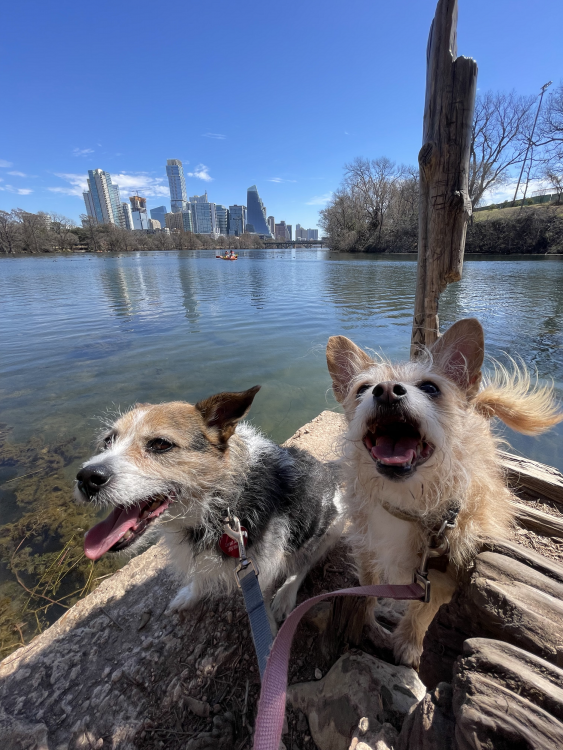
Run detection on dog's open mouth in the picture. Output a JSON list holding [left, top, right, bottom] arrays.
[[363, 420, 434, 478], [84, 492, 175, 560]]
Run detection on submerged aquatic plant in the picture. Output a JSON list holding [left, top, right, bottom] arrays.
[[0, 425, 120, 658]]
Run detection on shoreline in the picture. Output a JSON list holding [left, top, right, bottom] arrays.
[[1, 248, 563, 259]]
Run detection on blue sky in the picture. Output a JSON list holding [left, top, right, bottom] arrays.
[[1, 0, 561, 230]]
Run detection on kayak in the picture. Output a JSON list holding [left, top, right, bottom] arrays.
[[216, 255, 238, 260]]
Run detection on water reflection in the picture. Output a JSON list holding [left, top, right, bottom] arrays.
[[0, 251, 562, 471]]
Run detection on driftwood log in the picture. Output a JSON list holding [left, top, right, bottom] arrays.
[[410, 0, 477, 354]]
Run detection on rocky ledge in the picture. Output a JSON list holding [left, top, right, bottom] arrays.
[[2, 410, 563, 750]]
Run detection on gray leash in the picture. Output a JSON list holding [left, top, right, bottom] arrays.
[[223, 514, 273, 679]]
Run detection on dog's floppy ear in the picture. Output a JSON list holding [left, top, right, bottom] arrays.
[[431, 318, 484, 397], [327, 336, 373, 403], [195, 385, 261, 445]]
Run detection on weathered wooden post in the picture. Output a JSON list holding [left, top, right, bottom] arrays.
[[410, 0, 477, 355]]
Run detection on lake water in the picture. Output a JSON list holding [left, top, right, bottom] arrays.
[[1, 249, 563, 650]]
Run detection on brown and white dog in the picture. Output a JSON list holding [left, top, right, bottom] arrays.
[[75, 386, 344, 631], [326, 318, 562, 668]]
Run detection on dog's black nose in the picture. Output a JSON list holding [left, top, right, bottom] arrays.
[[76, 466, 111, 498], [373, 382, 407, 403]]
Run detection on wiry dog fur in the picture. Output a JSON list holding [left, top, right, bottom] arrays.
[[75, 386, 344, 631], [326, 318, 562, 668]]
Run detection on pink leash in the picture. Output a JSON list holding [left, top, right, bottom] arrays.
[[253, 582, 425, 750]]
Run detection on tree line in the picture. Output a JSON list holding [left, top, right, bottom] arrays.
[[0, 209, 273, 254], [319, 84, 563, 253]]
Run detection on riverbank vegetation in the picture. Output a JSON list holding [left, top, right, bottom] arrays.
[[0, 209, 271, 254], [320, 84, 563, 254]]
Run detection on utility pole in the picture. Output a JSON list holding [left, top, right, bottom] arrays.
[[511, 81, 552, 207]]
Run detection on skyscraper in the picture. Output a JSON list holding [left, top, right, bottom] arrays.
[[275, 221, 289, 240], [267, 216, 275, 235], [307, 229, 319, 241], [150, 206, 167, 229], [215, 205, 228, 235], [166, 159, 188, 213], [130, 195, 149, 230], [83, 169, 125, 227], [287, 225, 292, 240], [190, 200, 217, 235], [228, 205, 247, 235], [122, 202, 134, 230], [246, 185, 273, 237], [189, 192, 209, 203], [295, 223, 304, 240]]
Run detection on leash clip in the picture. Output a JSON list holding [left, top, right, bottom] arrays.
[[414, 507, 459, 603], [222, 511, 259, 586]]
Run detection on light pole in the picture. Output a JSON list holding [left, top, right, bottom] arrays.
[[512, 81, 552, 206]]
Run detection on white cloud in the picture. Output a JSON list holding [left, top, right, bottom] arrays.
[[110, 173, 170, 197], [73, 147, 94, 157], [0, 159, 13, 168], [8, 171, 26, 177], [187, 164, 213, 182], [268, 177, 297, 183], [202, 133, 226, 140], [50, 173, 88, 196], [344, 131, 349, 135], [50, 172, 170, 198], [306, 192, 333, 205], [0, 184, 33, 195], [483, 178, 552, 206]]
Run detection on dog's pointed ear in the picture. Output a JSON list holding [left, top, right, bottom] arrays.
[[431, 319, 484, 397], [327, 336, 373, 403], [195, 386, 261, 445]]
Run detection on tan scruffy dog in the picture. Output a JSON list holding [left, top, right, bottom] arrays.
[[326, 318, 562, 668]]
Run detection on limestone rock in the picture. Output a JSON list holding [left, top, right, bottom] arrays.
[[348, 718, 399, 750], [396, 682, 455, 750], [287, 651, 425, 750]]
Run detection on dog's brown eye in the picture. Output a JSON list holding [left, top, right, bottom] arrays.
[[356, 384, 371, 399], [103, 434, 115, 448], [418, 381, 440, 396], [147, 438, 174, 453]]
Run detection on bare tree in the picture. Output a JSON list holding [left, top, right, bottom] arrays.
[[50, 213, 78, 251], [536, 82, 563, 202], [468, 90, 535, 207], [542, 166, 563, 203], [343, 157, 407, 242], [0, 209, 22, 254], [12, 210, 51, 253], [152, 231, 173, 251], [80, 214, 102, 252]]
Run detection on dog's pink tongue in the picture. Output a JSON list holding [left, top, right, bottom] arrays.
[[84, 506, 141, 561], [372, 435, 418, 465]]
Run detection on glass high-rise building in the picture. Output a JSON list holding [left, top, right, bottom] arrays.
[[228, 205, 247, 235], [122, 202, 134, 230], [166, 159, 188, 213], [190, 200, 217, 234], [246, 185, 273, 237], [130, 195, 149, 230], [83, 169, 125, 227], [150, 206, 167, 229], [189, 192, 209, 203], [215, 205, 228, 235]]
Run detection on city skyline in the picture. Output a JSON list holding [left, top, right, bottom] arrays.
[[83, 161, 318, 239], [1, 0, 561, 229]]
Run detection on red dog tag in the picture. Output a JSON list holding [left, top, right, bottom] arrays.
[[219, 527, 248, 557]]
